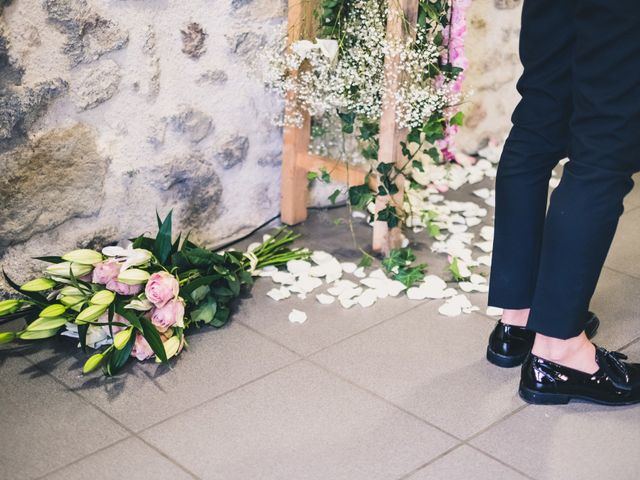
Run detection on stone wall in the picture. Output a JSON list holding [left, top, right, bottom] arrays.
[[0, 0, 286, 283], [0, 0, 522, 287], [456, 0, 522, 152]]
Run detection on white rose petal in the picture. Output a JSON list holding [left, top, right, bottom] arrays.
[[287, 259, 311, 275], [316, 293, 335, 305], [267, 287, 291, 301], [357, 289, 378, 307], [288, 309, 307, 324], [341, 262, 357, 273]]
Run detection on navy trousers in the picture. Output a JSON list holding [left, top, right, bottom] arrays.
[[488, 0, 640, 339]]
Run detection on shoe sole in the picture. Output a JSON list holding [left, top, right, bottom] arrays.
[[486, 345, 527, 368], [487, 318, 600, 369], [519, 384, 640, 406]]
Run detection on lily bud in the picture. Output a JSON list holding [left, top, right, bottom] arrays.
[[0, 299, 21, 316], [62, 249, 103, 265], [39, 304, 67, 318], [18, 328, 60, 340], [76, 304, 108, 323], [113, 327, 133, 350], [21, 277, 56, 292], [26, 316, 67, 332], [90, 290, 115, 306], [59, 296, 85, 311], [82, 352, 104, 374], [0, 332, 16, 344], [46, 262, 92, 278], [59, 286, 84, 297], [156, 335, 181, 363], [117, 268, 150, 285], [124, 298, 153, 311]]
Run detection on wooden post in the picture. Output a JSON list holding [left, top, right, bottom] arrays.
[[372, 0, 419, 255], [280, 0, 315, 225]]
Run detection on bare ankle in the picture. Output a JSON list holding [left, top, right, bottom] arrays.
[[501, 308, 530, 327], [532, 332, 598, 374]]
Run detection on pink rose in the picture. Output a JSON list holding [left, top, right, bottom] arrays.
[[131, 333, 154, 361], [106, 279, 143, 296], [145, 271, 179, 308], [97, 312, 128, 333], [92, 260, 121, 285], [150, 298, 185, 333]]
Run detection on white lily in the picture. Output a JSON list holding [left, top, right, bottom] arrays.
[[102, 244, 153, 271], [125, 297, 154, 311]]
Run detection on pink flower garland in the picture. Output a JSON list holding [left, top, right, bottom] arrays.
[[438, 0, 471, 162]]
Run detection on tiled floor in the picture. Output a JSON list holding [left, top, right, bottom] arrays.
[[2, 174, 640, 480]]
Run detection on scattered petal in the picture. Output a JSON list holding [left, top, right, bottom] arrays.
[[288, 309, 307, 324], [316, 293, 335, 305]]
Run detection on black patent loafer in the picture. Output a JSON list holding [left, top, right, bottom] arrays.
[[519, 346, 640, 406], [486, 311, 600, 368]]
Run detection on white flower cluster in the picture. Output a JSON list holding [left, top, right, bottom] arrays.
[[263, 0, 457, 130]]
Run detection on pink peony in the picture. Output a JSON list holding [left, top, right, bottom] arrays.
[[145, 271, 179, 308], [150, 298, 185, 333], [131, 333, 154, 361], [92, 260, 121, 285], [106, 279, 143, 296]]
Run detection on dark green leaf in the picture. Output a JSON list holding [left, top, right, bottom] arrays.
[[153, 211, 173, 264], [104, 333, 135, 376], [140, 317, 168, 363], [328, 189, 341, 205], [32, 256, 65, 264]]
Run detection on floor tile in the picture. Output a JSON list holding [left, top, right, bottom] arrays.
[[471, 342, 640, 480], [23, 321, 299, 432], [238, 277, 428, 356], [606, 207, 640, 278], [624, 173, 640, 210], [142, 361, 457, 480], [0, 354, 128, 480], [406, 445, 528, 480], [311, 303, 523, 439], [43, 437, 194, 480], [588, 268, 640, 350]]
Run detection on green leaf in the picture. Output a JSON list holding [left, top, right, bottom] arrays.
[[412, 160, 424, 172], [114, 302, 143, 331], [358, 251, 374, 268], [154, 211, 173, 264], [3, 270, 47, 304], [320, 168, 331, 183], [211, 306, 230, 328], [407, 128, 422, 145], [376, 162, 393, 175], [450, 111, 464, 126], [307, 171, 319, 182], [328, 188, 341, 204], [190, 285, 211, 304], [32, 256, 65, 264], [348, 184, 373, 209], [105, 333, 135, 376], [190, 297, 217, 324], [140, 317, 168, 363]]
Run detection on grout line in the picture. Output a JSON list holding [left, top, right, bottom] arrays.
[[302, 299, 435, 358], [603, 265, 640, 282], [33, 435, 134, 480], [137, 357, 304, 435], [463, 404, 529, 443], [618, 334, 640, 353], [394, 442, 465, 480], [17, 352, 202, 480], [465, 444, 538, 480], [305, 356, 463, 442]]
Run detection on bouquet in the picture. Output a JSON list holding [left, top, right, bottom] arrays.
[[0, 213, 309, 376]]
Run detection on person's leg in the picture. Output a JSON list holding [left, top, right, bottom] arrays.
[[527, 0, 640, 372], [488, 0, 575, 327]]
